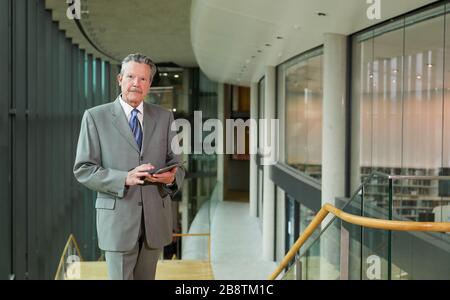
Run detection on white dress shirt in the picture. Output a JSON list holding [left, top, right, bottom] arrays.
[[119, 96, 144, 128]]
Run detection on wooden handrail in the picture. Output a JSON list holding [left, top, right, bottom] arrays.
[[172, 233, 211, 262], [269, 204, 450, 280], [173, 233, 210, 237], [324, 204, 450, 232]]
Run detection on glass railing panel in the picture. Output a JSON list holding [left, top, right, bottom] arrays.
[[185, 154, 217, 232], [280, 259, 296, 280], [390, 175, 450, 279], [307, 217, 341, 280], [181, 178, 217, 260], [361, 172, 390, 279], [281, 216, 342, 280], [390, 229, 450, 279], [341, 190, 363, 280], [280, 174, 372, 280], [280, 172, 450, 280]]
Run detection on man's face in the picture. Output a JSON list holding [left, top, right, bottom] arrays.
[[118, 61, 152, 107]]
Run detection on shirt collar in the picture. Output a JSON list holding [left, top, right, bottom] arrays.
[[119, 95, 144, 116]]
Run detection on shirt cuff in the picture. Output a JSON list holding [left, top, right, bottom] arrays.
[[165, 182, 175, 188]]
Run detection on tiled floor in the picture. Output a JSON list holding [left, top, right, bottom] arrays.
[[210, 201, 277, 280]]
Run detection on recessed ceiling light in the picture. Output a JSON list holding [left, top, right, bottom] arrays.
[[172, 108, 177, 112], [162, 73, 168, 76], [369, 74, 374, 78], [257, 50, 262, 53], [392, 80, 396, 83], [174, 74, 180, 78], [393, 69, 398, 74], [416, 75, 422, 80], [427, 63, 433, 68], [265, 43, 271, 47], [276, 36, 283, 39], [317, 12, 327, 16]]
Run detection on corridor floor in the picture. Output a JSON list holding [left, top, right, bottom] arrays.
[[210, 201, 278, 280]]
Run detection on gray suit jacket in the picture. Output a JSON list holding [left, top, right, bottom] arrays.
[[73, 97, 185, 252]]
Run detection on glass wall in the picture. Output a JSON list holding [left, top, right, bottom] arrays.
[[278, 48, 323, 180], [353, 4, 450, 221], [148, 68, 185, 112], [186, 69, 218, 231], [0, 0, 115, 279], [353, 3, 450, 280]]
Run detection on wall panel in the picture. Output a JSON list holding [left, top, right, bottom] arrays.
[[12, 0, 29, 280], [0, 0, 12, 280]]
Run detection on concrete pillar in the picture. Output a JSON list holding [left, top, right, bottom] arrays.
[[322, 33, 347, 212], [321, 33, 348, 279], [217, 83, 225, 201], [249, 82, 258, 217], [262, 66, 276, 261]]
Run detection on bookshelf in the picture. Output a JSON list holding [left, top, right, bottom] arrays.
[[361, 167, 450, 221]]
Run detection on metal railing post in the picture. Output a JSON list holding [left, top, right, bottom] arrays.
[[388, 177, 393, 280], [295, 257, 302, 280]]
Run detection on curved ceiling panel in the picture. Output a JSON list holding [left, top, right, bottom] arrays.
[[45, 0, 197, 67], [191, 0, 439, 86]]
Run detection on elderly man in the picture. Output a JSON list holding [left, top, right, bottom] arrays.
[[73, 53, 184, 280]]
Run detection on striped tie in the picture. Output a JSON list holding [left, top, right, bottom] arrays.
[[129, 108, 143, 150]]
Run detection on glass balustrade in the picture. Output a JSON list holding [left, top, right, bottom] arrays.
[[279, 172, 450, 280]]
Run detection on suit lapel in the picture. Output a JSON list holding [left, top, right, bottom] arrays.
[[111, 97, 140, 153], [142, 102, 157, 153]]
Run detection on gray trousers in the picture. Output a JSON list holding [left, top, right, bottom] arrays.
[[105, 211, 161, 280]]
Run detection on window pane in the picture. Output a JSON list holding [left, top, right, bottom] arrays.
[[403, 13, 444, 176], [281, 49, 323, 180], [372, 22, 404, 172]]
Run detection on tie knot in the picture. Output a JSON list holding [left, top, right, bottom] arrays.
[[131, 108, 139, 117]]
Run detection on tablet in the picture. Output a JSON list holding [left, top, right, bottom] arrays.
[[148, 161, 185, 175]]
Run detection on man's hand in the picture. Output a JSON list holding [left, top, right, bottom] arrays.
[[147, 167, 177, 185], [125, 164, 154, 186]]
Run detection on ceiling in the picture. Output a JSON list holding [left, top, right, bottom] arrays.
[[191, 0, 440, 86], [45, 0, 441, 86], [45, 0, 196, 66]]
